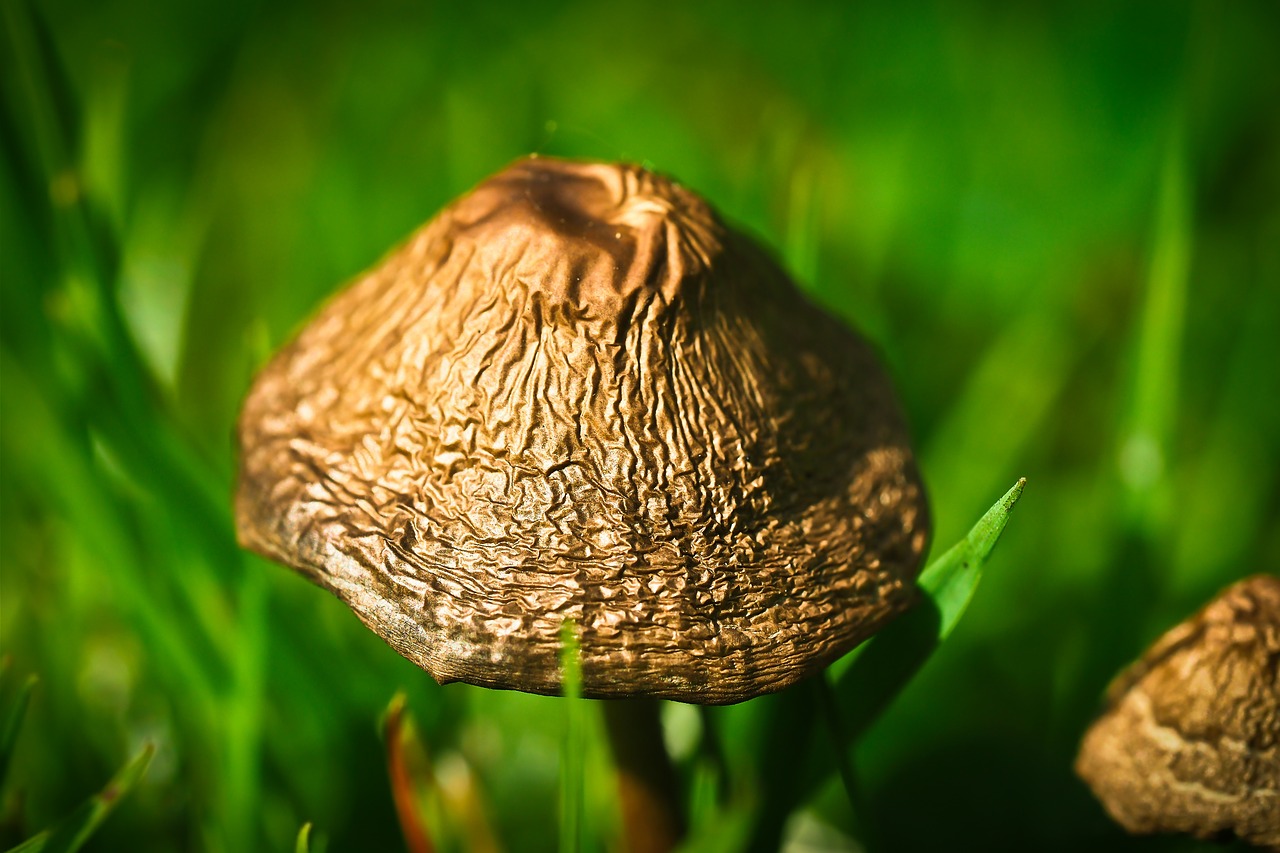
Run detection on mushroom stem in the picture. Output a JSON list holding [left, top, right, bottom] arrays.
[[602, 698, 685, 853]]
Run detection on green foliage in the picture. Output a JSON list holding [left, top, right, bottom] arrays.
[[5, 748, 153, 853], [2, 0, 1278, 850], [916, 478, 1027, 641], [558, 623, 585, 853], [747, 480, 1026, 850], [0, 669, 36, 795], [844, 476, 1025, 733], [293, 824, 311, 853]]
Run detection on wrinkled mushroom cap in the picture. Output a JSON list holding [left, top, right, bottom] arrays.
[[235, 156, 929, 704], [1075, 574, 1280, 849]]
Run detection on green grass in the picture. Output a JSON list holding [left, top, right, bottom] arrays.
[[6, 747, 153, 853], [3, 1, 1279, 851], [558, 623, 584, 853]]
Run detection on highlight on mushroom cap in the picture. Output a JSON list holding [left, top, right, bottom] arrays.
[[1075, 574, 1280, 849], [235, 156, 929, 704]]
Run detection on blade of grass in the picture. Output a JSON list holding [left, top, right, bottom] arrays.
[[1118, 123, 1190, 535], [1069, 118, 1194, 747], [749, 480, 1026, 850], [0, 670, 36, 794], [743, 687, 817, 853], [833, 478, 1026, 737], [295, 823, 312, 853], [814, 675, 875, 850], [4, 14, 287, 848], [5, 745, 153, 853], [383, 694, 503, 853], [915, 477, 1028, 639], [0, 353, 224, 705], [675, 800, 756, 853], [687, 706, 729, 831], [6, 0, 241, 567], [3, 0, 148, 416], [219, 569, 269, 852], [783, 152, 820, 287], [558, 621, 584, 853], [383, 694, 436, 853], [5, 0, 245, 678]]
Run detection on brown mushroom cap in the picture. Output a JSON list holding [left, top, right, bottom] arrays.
[[235, 156, 928, 704], [1075, 574, 1280, 849]]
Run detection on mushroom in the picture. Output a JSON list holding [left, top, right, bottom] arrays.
[[235, 156, 929, 849], [1075, 574, 1280, 849]]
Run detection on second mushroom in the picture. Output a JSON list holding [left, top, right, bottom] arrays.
[[1077, 574, 1280, 850]]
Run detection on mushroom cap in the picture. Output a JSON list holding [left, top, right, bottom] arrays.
[[1075, 574, 1280, 849], [235, 156, 929, 704]]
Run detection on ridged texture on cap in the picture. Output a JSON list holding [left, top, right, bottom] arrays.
[[1076, 574, 1280, 849], [235, 156, 929, 703]]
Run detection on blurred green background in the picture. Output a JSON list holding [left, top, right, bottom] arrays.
[[2, 0, 1278, 850]]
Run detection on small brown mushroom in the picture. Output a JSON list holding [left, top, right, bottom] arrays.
[[235, 156, 928, 849], [1075, 574, 1280, 850]]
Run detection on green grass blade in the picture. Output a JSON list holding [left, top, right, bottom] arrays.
[[744, 688, 816, 853], [676, 800, 756, 853], [833, 478, 1026, 738], [558, 621, 584, 853], [294, 823, 312, 853], [1070, 118, 1194, 762], [749, 480, 1026, 850], [220, 570, 269, 852], [916, 477, 1027, 640], [814, 675, 874, 848], [1118, 127, 1190, 533], [6, 745, 153, 853], [0, 671, 37, 794]]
